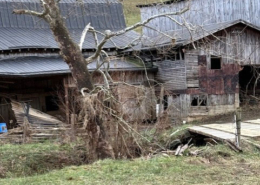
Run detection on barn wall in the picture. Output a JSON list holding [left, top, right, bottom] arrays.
[[0, 75, 66, 127], [154, 60, 187, 92], [165, 25, 260, 120], [116, 84, 156, 122], [91, 71, 155, 86], [140, 0, 260, 36], [191, 25, 260, 65], [167, 93, 239, 121], [67, 71, 157, 121], [183, 25, 260, 97]]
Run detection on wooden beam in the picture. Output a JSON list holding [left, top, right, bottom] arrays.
[[63, 78, 70, 124]]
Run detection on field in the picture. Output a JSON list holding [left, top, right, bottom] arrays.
[[1, 143, 260, 185]]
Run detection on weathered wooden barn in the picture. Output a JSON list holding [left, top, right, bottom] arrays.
[[135, 19, 260, 121], [137, 0, 260, 37], [134, 0, 260, 121], [0, 0, 157, 128]]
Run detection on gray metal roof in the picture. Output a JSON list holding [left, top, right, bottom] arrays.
[[0, 56, 153, 76], [0, 28, 139, 50], [141, 19, 260, 48], [0, 0, 125, 30], [0, 0, 136, 51]]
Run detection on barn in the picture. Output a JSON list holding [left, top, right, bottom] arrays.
[[0, 0, 157, 129], [136, 0, 260, 121]]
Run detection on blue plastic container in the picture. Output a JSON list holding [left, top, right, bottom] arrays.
[[0, 123, 7, 133]]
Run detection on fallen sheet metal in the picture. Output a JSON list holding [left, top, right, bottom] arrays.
[[11, 101, 64, 127], [188, 126, 236, 142], [189, 119, 260, 141]]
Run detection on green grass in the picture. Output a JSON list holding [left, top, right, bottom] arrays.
[[122, 0, 168, 32], [0, 142, 86, 178], [2, 142, 260, 184]]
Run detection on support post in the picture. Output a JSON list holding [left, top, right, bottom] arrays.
[[235, 108, 241, 147], [158, 86, 164, 123], [70, 114, 76, 141], [23, 102, 30, 143], [63, 78, 70, 124]]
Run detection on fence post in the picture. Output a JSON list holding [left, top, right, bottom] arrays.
[[235, 108, 241, 147], [70, 114, 77, 141]]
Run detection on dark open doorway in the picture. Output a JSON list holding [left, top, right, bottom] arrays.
[[239, 65, 260, 104]]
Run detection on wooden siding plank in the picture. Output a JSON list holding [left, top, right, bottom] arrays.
[[141, 0, 260, 37]]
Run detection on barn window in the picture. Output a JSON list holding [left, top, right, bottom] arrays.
[[210, 56, 221, 69], [45, 95, 59, 111], [191, 95, 207, 106]]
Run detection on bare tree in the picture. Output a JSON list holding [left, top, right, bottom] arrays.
[[13, 0, 189, 161], [13, 0, 188, 91]]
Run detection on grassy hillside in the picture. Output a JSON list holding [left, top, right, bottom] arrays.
[[1, 144, 260, 185], [122, 0, 167, 31]]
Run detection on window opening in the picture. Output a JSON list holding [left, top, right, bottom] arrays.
[[191, 95, 207, 106], [191, 96, 198, 106], [211, 56, 221, 69]]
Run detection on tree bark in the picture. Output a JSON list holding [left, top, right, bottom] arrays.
[[46, 0, 93, 91], [14, 0, 93, 91]]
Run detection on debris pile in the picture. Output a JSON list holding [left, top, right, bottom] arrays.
[[0, 101, 69, 143]]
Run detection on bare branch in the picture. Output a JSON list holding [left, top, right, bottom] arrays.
[[84, 2, 190, 64], [164, 15, 183, 26], [112, 5, 190, 37], [13, 0, 49, 18], [79, 23, 91, 51], [86, 32, 112, 63], [180, 16, 196, 49], [109, 37, 141, 50], [98, 69, 110, 89], [101, 50, 113, 83], [91, 28, 99, 47]]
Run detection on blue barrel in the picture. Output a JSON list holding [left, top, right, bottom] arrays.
[[0, 123, 7, 133]]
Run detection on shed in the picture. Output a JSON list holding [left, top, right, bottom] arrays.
[[138, 19, 260, 121], [0, 0, 157, 127]]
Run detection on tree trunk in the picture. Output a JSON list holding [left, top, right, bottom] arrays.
[[44, 0, 94, 91]]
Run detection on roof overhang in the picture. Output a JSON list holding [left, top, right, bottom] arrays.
[[0, 56, 157, 77], [135, 19, 260, 51]]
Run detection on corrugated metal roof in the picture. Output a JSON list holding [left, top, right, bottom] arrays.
[[142, 19, 260, 48], [0, 0, 139, 51], [0, 0, 125, 30], [0, 28, 139, 50], [0, 56, 153, 76]]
